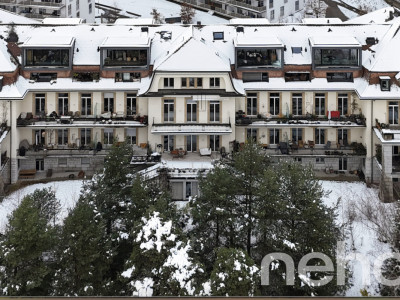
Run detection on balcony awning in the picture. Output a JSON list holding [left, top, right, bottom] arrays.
[[151, 124, 232, 135]]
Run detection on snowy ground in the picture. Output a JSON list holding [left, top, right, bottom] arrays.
[[0, 179, 396, 296], [0, 180, 84, 232], [332, 0, 389, 19], [96, 0, 227, 24]]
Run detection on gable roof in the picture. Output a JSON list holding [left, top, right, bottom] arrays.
[[155, 37, 230, 72]]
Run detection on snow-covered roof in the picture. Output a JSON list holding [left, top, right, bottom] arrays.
[[156, 37, 231, 72], [101, 36, 150, 47], [42, 18, 83, 25], [345, 7, 396, 24], [309, 36, 361, 47], [22, 36, 75, 47], [302, 18, 343, 24], [0, 8, 40, 24], [229, 18, 270, 25], [114, 18, 155, 25], [234, 35, 284, 48], [0, 40, 17, 73]]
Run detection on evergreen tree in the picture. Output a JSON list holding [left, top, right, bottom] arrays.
[[24, 188, 60, 225], [380, 200, 400, 296], [54, 200, 111, 296], [210, 247, 260, 296], [0, 197, 57, 295]]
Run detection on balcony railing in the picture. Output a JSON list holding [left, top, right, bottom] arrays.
[[17, 114, 148, 127], [3, 0, 65, 8], [236, 112, 366, 127]]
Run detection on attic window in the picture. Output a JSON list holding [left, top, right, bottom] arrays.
[[292, 47, 302, 54], [380, 76, 391, 91], [160, 31, 172, 40], [213, 32, 224, 40], [236, 26, 244, 33]]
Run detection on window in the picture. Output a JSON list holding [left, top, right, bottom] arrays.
[[115, 72, 140, 82], [164, 135, 174, 151], [181, 77, 202, 88], [58, 158, 67, 166], [210, 77, 220, 88], [313, 48, 360, 68], [126, 128, 137, 145], [292, 128, 303, 142], [389, 101, 399, 125], [270, 9, 274, 20], [103, 49, 148, 67], [292, 47, 302, 54], [269, 128, 279, 144], [36, 159, 44, 171], [315, 128, 325, 145], [269, 0, 273, 8], [104, 128, 114, 145], [213, 32, 224, 40], [35, 93, 45, 116], [164, 99, 174, 122], [380, 77, 391, 91], [81, 157, 90, 165], [269, 93, 280, 116], [237, 48, 282, 68], [35, 129, 46, 145], [295, 0, 299, 10], [210, 101, 220, 122], [327, 72, 353, 82], [339, 157, 347, 171], [57, 129, 68, 145], [76, 0, 79, 10], [292, 93, 303, 115], [280, 6, 284, 16], [185, 181, 198, 200], [285, 72, 310, 82], [338, 93, 348, 116], [58, 93, 68, 116], [186, 135, 197, 152], [103, 92, 114, 113], [210, 135, 220, 151], [126, 94, 137, 115], [81, 93, 91, 116], [187, 100, 197, 122], [316, 157, 325, 164], [315, 93, 325, 116], [89, 3, 92, 13], [246, 93, 257, 116], [80, 128, 91, 146], [338, 129, 348, 145], [25, 48, 70, 67], [242, 72, 269, 82], [68, 4, 71, 15], [164, 78, 174, 88], [247, 128, 258, 142]]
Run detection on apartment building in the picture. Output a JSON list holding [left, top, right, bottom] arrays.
[[0, 0, 95, 23], [181, 0, 304, 21], [0, 14, 400, 201]]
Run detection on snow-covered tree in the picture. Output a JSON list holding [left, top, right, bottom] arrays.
[[180, 3, 196, 24], [121, 211, 204, 296], [210, 247, 260, 296], [150, 8, 163, 24], [54, 200, 111, 296], [0, 196, 57, 295]]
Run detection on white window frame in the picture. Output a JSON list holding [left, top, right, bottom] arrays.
[[246, 93, 257, 116], [81, 93, 91, 116], [269, 93, 280, 116], [164, 99, 174, 122], [58, 93, 69, 116], [126, 94, 136, 115]]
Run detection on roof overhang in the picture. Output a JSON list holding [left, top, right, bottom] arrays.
[[234, 36, 284, 48], [309, 36, 361, 48], [22, 36, 75, 48], [101, 36, 150, 48]]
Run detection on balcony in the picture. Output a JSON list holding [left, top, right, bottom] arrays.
[[212, 0, 266, 12], [17, 113, 148, 128], [0, 0, 64, 9], [374, 119, 400, 142], [235, 111, 366, 128]]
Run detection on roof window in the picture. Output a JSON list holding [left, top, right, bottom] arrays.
[[292, 47, 302, 54], [213, 32, 224, 40], [380, 76, 391, 91]]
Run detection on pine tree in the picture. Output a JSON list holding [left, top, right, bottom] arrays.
[[54, 200, 111, 296], [380, 200, 400, 296], [210, 247, 260, 296], [0, 197, 57, 295]]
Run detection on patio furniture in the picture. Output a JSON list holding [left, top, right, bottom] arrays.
[[308, 140, 315, 149], [200, 148, 212, 156], [298, 140, 304, 148], [291, 141, 299, 152]]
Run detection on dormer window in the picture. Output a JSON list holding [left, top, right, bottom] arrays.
[[310, 36, 361, 70], [213, 32, 224, 40], [100, 37, 150, 70], [292, 47, 302, 54], [380, 76, 391, 91], [235, 36, 284, 69], [22, 36, 75, 69]]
